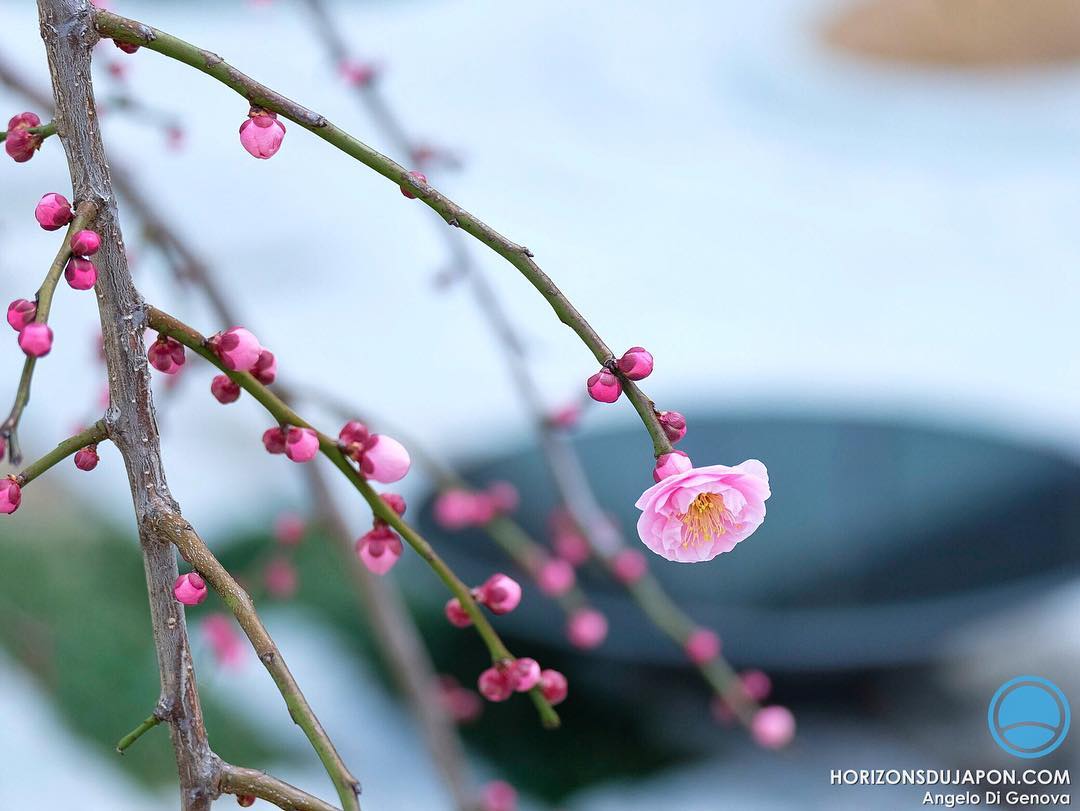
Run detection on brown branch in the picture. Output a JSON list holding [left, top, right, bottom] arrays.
[[218, 761, 341, 811], [36, 2, 216, 806]]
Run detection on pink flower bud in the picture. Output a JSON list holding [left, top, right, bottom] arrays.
[[741, 669, 772, 702], [400, 169, 427, 199], [339, 59, 377, 86], [480, 780, 518, 811], [264, 556, 298, 598], [434, 489, 481, 530], [239, 108, 285, 159], [263, 428, 289, 456], [684, 628, 721, 664], [437, 675, 483, 723], [34, 193, 73, 231], [251, 349, 276, 384], [444, 597, 473, 628], [274, 512, 305, 546], [539, 669, 568, 705], [173, 572, 208, 605], [70, 229, 101, 256], [211, 327, 263, 372], [360, 434, 411, 483], [536, 558, 575, 596], [64, 257, 97, 290], [586, 368, 622, 403], [658, 410, 687, 444], [506, 657, 541, 692], [202, 613, 244, 667], [553, 529, 590, 566], [74, 445, 99, 471], [237, 796, 256, 808], [210, 374, 241, 404], [751, 706, 796, 749], [477, 666, 513, 702], [487, 481, 518, 513], [355, 526, 403, 575], [338, 420, 370, 449], [617, 346, 653, 380], [475, 573, 521, 615], [147, 334, 185, 374], [0, 478, 22, 514], [611, 548, 647, 584], [379, 492, 407, 518], [113, 39, 140, 54], [567, 608, 608, 649], [18, 323, 53, 357], [7, 299, 36, 331], [284, 426, 319, 463], [652, 450, 692, 482], [5, 112, 42, 162], [548, 402, 581, 430]]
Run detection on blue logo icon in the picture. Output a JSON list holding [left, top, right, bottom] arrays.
[[988, 676, 1070, 758]]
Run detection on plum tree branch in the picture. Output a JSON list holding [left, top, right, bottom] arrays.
[[146, 304, 561, 730], [218, 761, 341, 811], [14, 419, 106, 486], [91, 8, 673, 458]]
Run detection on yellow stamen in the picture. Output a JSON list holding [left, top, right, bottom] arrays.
[[678, 492, 732, 548]]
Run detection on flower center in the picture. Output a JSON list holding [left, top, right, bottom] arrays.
[[678, 492, 733, 548]]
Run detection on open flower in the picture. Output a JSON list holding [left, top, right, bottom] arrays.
[[635, 459, 770, 563]]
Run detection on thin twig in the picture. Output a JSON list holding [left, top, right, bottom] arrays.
[[15, 419, 107, 486], [151, 510, 362, 809], [116, 711, 163, 754], [91, 8, 673, 459]]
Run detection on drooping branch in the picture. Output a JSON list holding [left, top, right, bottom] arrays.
[[152, 510, 362, 808], [218, 761, 341, 811], [14, 419, 107, 486], [91, 8, 674, 459], [147, 305, 561, 730]]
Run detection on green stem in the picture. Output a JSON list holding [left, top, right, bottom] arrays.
[[115, 712, 162, 754], [0, 119, 58, 143], [15, 419, 107, 486], [147, 306, 560, 730], [92, 9, 672, 458]]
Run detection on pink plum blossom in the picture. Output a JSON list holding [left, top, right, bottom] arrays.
[[6, 113, 43, 162], [437, 675, 483, 723], [284, 426, 319, 463], [0, 478, 22, 514], [18, 323, 53, 357], [539, 669, 568, 705], [475, 573, 521, 615], [64, 257, 97, 290], [586, 368, 621, 403], [70, 229, 101, 256], [211, 327, 262, 372], [444, 597, 472, 628], [659, 410, 687, 444], [507, 658, 541, 692], [685, 628, 721, 664], [617, 346, 653, 380], [477, 666, 513, 702], [536, 558, 575, 596], [355, 526, 403, 575], [7, 299, 36, 331], [480, 781, 517, 811], [636, 459, 770, 563], [251, 349, 276, 384], [173, 572, 208, 605], [611, 548, 648, 584], [202, 613, 244, 667], [567, 608, 608, 649], [653, 450, 692, 482], [210, 375, 241, 404], [262, 427, 287, 454], [34, 192, 72, 230], [147, 334, 185, 374], [362, 434, 411, 483], [752, 706, 796, 749], [741, 669, 772, 702], [74, 446, 99, 471], [239, 108, 285, 159]]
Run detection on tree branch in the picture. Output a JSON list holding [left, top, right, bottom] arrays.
[[14, 419, 107, 486], [147, 305, 560, 730], [218, 761, 341, 811], [151, 510, 361, 809], [91, 8, 673, 458]]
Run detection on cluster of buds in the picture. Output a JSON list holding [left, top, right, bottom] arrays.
[[263, 425, 319, 463], [239, 105, 286, 159], [337, 420, 411, 483], [354, 493, 407, 575], [207, 327, 275, 403], [586, 346, 653, 403], [8, 299, 50, 358], [65, 228, 102, 290], [5, 112, 45, 163], [477, 657, 568, 706], [444, 573, 522, 627], [432, 481, 518, 530]]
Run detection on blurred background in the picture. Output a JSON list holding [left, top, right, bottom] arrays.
[[2, 0, 1080, 807]]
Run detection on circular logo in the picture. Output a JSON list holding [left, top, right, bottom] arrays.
[[988, 676, 1070, 758]]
